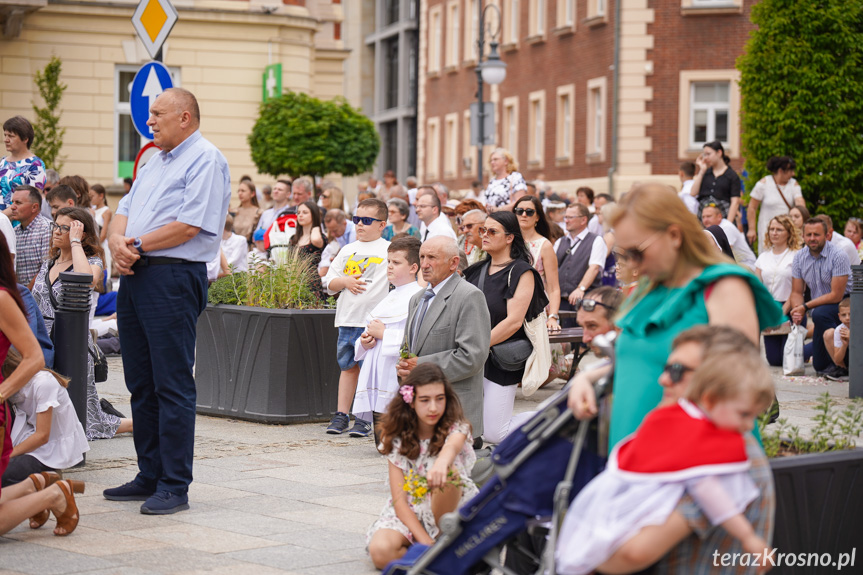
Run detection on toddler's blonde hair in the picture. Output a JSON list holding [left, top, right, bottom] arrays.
[[685, 351, 774, 413]]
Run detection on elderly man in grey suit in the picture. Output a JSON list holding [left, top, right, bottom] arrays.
[[397, 237, 490, 442]]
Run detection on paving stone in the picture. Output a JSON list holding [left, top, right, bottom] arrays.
[[168, 508, 308, 537], [264, 526, 368, 551], [293, 560, 379, 575], [120, 523, 283, 554], [224, 544, 357, 571], [4, 525, 169, 556], [0, 542, 114, 574]]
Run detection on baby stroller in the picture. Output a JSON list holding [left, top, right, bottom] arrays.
[[383, 334, 616, 575]]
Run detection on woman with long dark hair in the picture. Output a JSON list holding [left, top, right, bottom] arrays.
[[0, 232, 84, 537], [31, 207, 132, 439], [232, 179, 262, 243], [513, 196, 561, 332], [290, 200, 326, 301], [689, 140, 742, 224], [463, 211, 548, 444]]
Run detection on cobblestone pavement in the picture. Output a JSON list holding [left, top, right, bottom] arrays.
[[0, 355, 857, 574]]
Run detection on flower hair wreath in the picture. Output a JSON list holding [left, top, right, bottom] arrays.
[[399, 385, 413, 404]]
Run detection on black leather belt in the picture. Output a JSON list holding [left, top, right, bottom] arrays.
[[134, 256, 194, 267]]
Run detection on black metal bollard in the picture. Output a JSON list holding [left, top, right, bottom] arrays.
[[53, 271, 93, 436], [850, 265, 863, 399]]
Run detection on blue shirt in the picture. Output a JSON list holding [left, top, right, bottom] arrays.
[[18, 283, 54, 368], [337, 220, 357, 248], [117, 131, 231, 262], [791, 240, 851, 299]]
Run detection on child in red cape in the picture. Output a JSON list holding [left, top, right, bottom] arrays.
[[556, 350, 774, 575]]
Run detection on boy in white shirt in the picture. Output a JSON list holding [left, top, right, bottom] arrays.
[[322, 199, 391, 435], [351, 236, 424, 440], [824, 296, 851, 380], [220, 214, 249, 273], [247, 227, 268, 269]]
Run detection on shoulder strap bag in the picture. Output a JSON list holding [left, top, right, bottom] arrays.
[[477, 261, 534, 372]]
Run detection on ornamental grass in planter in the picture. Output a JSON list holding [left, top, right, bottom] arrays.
[[195, 252, 341, 424], [758, 394, 863, 574]]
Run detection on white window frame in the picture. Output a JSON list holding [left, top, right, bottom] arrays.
[[463, 0, 478, 63], [429, 5, 443, 74], [502, 96, 519, 156], [681, 0, 743, 14], [529, 0, 545, 37], [678, 69, 740, 159], [556, 0, 575, 29], [688, 82, 730, 149], [462, 110, 473, 174], [503, 0, 520, 45], [114, 64, 180, 184], [586, 76, 606, 162], [555, 84, 574, 164], [444, 113, 459, 176], [528, 90, 545, 167], [446, 1, 460, 68], [426, 117, 441, 179]]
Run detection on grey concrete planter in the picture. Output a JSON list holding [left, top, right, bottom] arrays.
[[195, 304, 340, 424], [770, 448, 863, 573]]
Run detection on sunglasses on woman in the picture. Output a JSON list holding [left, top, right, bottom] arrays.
[[352, 216, 384, 225], [662, 362, 695, 384], [613, 231, 662, 263], [50, 222, 71, 234], [478, 227, 509, 237], [514, 207, 536, 217], [575, 298, 615, 312]]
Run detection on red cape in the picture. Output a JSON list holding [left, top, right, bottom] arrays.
[[611, 400, 749, 482]]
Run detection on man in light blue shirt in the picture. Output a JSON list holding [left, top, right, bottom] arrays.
[[103, 88, 231, 515]]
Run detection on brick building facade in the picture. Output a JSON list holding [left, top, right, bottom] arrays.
[[418, 0, 754, 197]]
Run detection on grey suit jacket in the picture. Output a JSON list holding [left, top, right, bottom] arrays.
[[406, 273, 490, 437]]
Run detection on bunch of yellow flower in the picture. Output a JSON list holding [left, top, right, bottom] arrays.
[[402, 468, 465, 506]]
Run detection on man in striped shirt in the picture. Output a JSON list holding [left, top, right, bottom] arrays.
[[789, 217, 851, 378]]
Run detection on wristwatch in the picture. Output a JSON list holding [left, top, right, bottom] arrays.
[[549, 314, 560, 320], [578, 285, 587, 291], [133, 237, 145, 255], [802, 302, 809, 311]]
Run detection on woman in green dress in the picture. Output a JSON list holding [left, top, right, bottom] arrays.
[[568, 184, 783, 448]]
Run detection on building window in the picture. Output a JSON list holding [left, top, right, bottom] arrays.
[[529, 0, 545, 37], [462, 110, 473, 173], [429, 6, 443, 74], [384, 0, 399, 26], [587, 0, 607, 21], [464, 0, 478, 63], [503, 0, 520, 45], [528, 91, 545, 166], [408, 32, 418, 107], [384, 38, 400, 110], [407, 118, 417, 177], [381, 121, 398, 175], [502, 96, 519, 156], [586, 77, 606, 161], [690, 81, 730, 147], [555, 84, 574, 164], [446, 1, 460, 68], [444, 113, 458, 177], [678, 70, 740, 158], [114, 64, 180, 182], [681, 0, 743, 14], [426, 117, 441, 179], [557, 0, 575, 28]]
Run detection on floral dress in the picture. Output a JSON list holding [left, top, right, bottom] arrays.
[[32, 257, 121, 440], [0, 156, 46, 209], [482, 172, 527, 208], [367, 422, 479, 544]]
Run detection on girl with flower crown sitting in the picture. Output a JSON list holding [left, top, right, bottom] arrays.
[[366, 363, 479, 569]]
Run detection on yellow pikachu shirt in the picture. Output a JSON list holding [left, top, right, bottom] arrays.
[[323, 237, 391, 327]]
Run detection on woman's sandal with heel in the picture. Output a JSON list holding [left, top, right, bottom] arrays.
[[28, 472, 63, 529], [53, 480, 84, 536]]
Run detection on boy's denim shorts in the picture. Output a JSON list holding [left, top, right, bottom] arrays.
[[337, 326, 366, 371]]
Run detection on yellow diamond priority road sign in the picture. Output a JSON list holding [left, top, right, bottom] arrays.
[[132, 0, 178, 60]]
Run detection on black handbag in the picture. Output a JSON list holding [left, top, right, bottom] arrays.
[[476, 261, 533, 372]]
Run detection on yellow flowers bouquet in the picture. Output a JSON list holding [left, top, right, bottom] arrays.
[[403, 468, 465, 506]]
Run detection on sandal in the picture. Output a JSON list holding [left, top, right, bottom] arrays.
[[53, 480, 84, 536], [28, 472, 63, 529]]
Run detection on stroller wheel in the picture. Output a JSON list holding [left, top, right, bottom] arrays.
[[439, 511, 461, 535]]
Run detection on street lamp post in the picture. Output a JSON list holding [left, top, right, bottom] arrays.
[[475, 2, 507, 186]]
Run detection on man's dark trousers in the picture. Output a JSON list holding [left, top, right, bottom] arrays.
[[117, 261, 207, 495], [811, 303, 840, 373]]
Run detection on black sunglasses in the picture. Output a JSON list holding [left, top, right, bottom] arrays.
[[575, 298, 615, 313], [514, 207, 537, 217], [352, 216, 384, 225], [662, 362, 695, 384]]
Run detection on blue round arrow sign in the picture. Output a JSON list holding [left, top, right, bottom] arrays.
[[130, 62, 174, 140]]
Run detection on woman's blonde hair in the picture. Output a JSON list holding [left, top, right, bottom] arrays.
[[489, 147, 518, 174], [609, 183, 728, 293], [762, 214, 802, 251], [685, 351, 774, 414], [2, 349, 69, 388]]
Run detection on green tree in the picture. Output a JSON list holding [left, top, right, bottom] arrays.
[[248, 90, 380, 179], [738, 0, 863, 224], [31, 56, 67, 171]]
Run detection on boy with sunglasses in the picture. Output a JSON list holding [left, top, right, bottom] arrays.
[[323, 199, 391, 435]]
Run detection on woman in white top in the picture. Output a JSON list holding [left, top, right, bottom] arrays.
[[754, 214, 802, 366], [746, 156, 805, 252], [89, 184, 112, 278], [514, 196, 561, 332], [482, 148, 527, 211], [1, 349, 88, 487]]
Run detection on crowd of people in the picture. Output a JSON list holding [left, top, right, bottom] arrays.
[[0, 91, 858, 575]]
